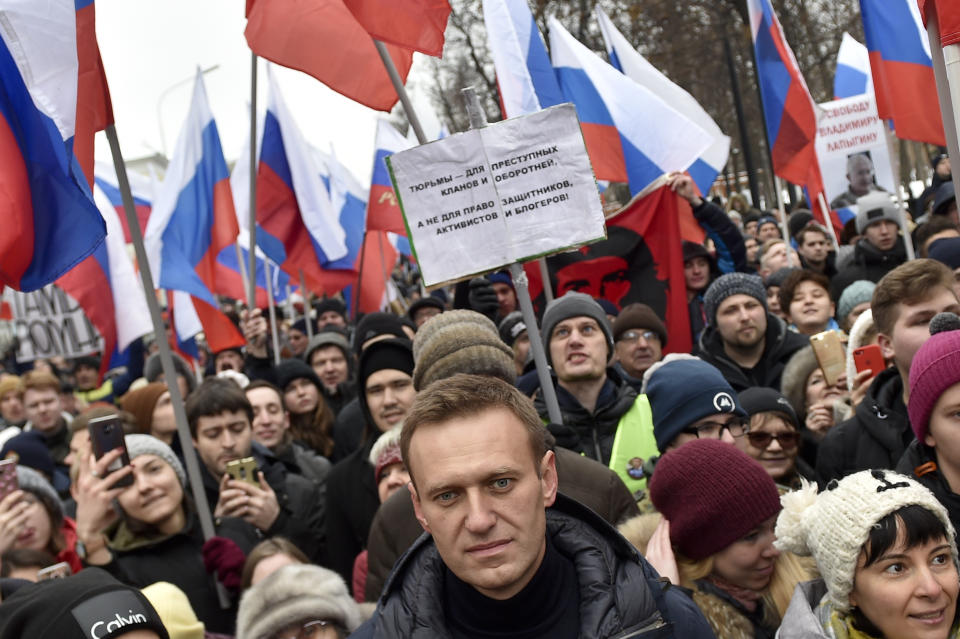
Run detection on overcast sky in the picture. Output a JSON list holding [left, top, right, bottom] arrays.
[[92, 0, 440, 188]]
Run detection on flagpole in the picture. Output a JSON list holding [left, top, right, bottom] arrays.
[[773, 176, 795, 265], [104, 124, 229, 608], [537, 259, 554, 303], [234, 243, 250, 297], [352, 231, 369, 320], [298, 269, 313, 340], [461, 86, 562, 425], [264, 261, 282, 365], [373, 40, 428, 145], [247, 51, 259, 311], [883, 129, 917, 261], [816, 192, 841, 252], [926, 15, 960, 167]]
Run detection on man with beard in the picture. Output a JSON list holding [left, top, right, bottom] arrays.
[[696, 273, 808, 392]]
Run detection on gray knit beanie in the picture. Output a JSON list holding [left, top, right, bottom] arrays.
[[703, 273, 767, 326], [836, 280, 875, 322], [235, 564, 367, 639], [540, 291, 614, 365], [413, 310, 516, 390], [855, 191, 901, 234], [125, 434, 187, 486], [304, 331, 351, 365], [16, 466, 63, 521]]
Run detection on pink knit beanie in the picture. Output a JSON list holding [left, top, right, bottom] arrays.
[[908, 313, 960, 442]]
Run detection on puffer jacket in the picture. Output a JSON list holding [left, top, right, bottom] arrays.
[[697, 314, 809, 392], [535, 373, 638, 465], [362, 448, 641, 602], [815, 368, 913, 486], [351, 495, 715, 638], [897, 440, 960, 534], [778, 580, 833, 639]]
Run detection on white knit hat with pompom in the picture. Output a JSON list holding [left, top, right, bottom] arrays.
[[775, 470, 957, 611]]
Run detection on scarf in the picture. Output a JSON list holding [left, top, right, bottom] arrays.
[[706, 573, 764, 613]]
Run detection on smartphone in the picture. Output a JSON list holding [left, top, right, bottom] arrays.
[[0, 459, 17, 502], [853, 344, 885, 382], [225, 457, 259, 487], [87, 414, 133, 488], [810, 330, 846, 388], [37, 561, 72, 581]]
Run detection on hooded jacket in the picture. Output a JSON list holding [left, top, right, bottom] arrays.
[[696, 313, 809, 392], [815, 368, 913, 486], [829, 236, 907, 300], [351, 495, 714, 639], [535, 372, 638, 465], [896, 440, 960, 534]]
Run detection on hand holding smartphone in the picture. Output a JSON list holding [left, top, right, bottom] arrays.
[[0, 459, 18, 503], [810, 330, 846, 387], [853, 344, 885, 382], [225, 457, 259, 487], [87, 415, 133, 488]]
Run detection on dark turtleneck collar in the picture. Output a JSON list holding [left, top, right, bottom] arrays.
[[442, 535, 580, 639]]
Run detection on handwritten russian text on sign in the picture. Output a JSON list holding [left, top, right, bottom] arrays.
[[8, 285, 103, 362], [387, 104, 606, 286], [815, 95, 895, 207]]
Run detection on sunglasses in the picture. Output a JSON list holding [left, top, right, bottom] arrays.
[[744, 431, 799, 450]]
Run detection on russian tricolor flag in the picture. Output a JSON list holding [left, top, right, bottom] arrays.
[[834, 32, 872, 99], [747, 0, 820, 189], [860, 0, 945, 145], [252, 69, 349, 296], [94, 161, 154, 243], [548, 17, 710, 196], [482, 0, 564, 118], [145, 70, 244, 354], [0, 0, 106, 292], [366, 120, 413, 235], [73, 0, 113, 186], [595, 8, 729, 195]]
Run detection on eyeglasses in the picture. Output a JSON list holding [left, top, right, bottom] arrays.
[[617, 330, 660, 344], [682, 418, 749, 440], [744, 431, 800, 450], [269, 620, 337, 639]]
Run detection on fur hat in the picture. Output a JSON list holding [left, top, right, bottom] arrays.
[[369, 426, 403, 485], [776, 471, 956, 611], [125, 434, 186, 486], [540, 292, 614, 365], [855, 192, 900, 235], [413, 310, 515, 391], [703, 272, 767, 325], [650, 439, 781, 560], [235, 564, 367, 639], [780, 345, 819, 423]]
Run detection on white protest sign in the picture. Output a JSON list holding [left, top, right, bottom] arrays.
[[387, 104, 606, 286], [815, 94, 895, 208], [8, 284, 103, 362]]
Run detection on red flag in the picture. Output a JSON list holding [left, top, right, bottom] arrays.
[[919, 0, 960, 47], [345, 0, 451, 57], [356, 230, 398, 313], [525, 185, 693, 354], [245, 0, 414, 112]]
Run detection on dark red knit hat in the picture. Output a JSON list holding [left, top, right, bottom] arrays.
[[649, 439, 781, 560]]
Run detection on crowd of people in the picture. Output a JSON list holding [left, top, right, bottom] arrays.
[[0, 165, 957, 638]]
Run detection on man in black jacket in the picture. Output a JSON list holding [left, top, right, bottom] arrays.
[[351, 374, 713, 638], [817, 259, 960, 484], [184, 378, 326, 562], [696, 272, 808, 392], [830, 191, 908, 298]]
